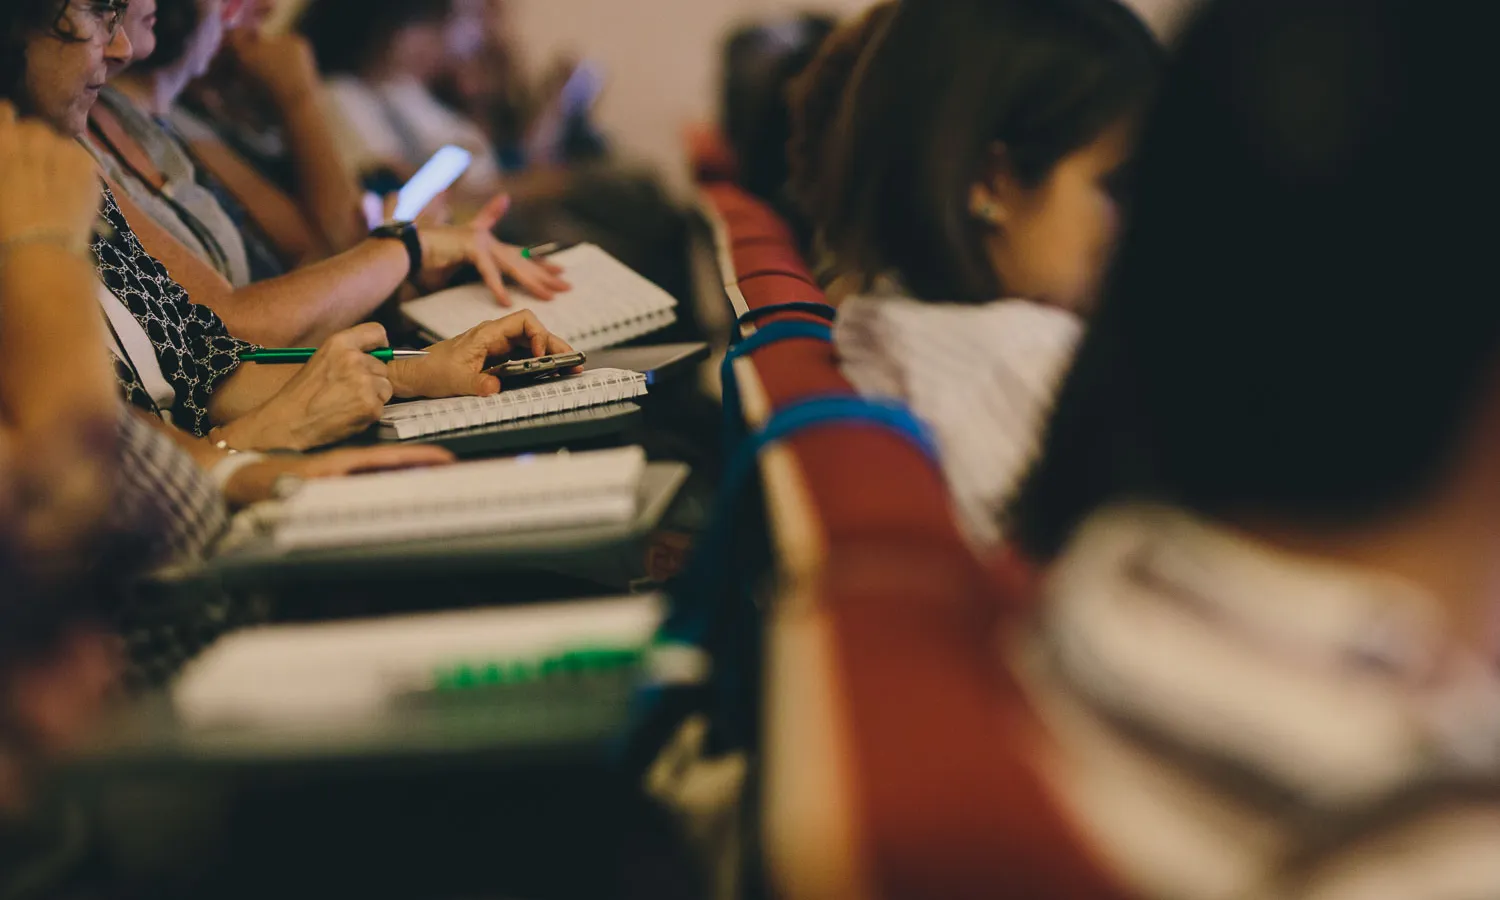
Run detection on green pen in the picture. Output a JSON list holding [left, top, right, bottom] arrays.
[[239, 348, 430, 364], [520, 241, 561, 260]]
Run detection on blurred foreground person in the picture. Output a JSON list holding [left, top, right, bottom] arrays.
[[1005, 0, 1500, 896]]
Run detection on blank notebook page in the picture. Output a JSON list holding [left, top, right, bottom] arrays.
[[379, 368, 647, 439], [402, 243, 679, 349], [273, 445, 646, 550]]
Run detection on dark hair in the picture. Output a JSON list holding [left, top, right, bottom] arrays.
[[720, 13, 838, 205], [296, 0, 453, 76], [1, 0, 71, 107], [785, 1, 896, 225], [1009, 0, 1500, 560], [823, 0, 1160, 303], [134, 0, 198, 72]]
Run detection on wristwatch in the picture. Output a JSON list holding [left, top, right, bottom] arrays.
[[370, 221, 423, 282]]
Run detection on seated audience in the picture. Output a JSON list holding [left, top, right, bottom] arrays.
[[1003, 0, 1500, 894], [90, 0, 291, 285], [5, 0, 573, 452], [784, 0, 896, 291], [718, 12, 835, 251], [821, 0, 1160, 546], [298, 0, 506, 203], [437, 0, 609, 174], [179, 0, 369, 253]]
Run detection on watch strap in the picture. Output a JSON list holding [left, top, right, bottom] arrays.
[[371, 221, 422, 283]]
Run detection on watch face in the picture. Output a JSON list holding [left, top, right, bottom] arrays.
[[374, 221, 414, 237]]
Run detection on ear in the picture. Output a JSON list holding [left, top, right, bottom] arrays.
[[968, 142, 1025, 228]]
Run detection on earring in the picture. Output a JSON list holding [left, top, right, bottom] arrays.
[[972, 199, 1003, 226]]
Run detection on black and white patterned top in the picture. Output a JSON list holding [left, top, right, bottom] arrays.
[[92, 185, 258, 437]]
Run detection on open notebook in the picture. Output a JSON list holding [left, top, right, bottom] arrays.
[[379, 368, 647, 440], [272, 446, 646, 552], [402, 243, 679, 350], [171, 595, 663, 725]]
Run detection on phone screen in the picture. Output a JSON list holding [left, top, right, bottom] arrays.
[[393, 146, 473, 222]]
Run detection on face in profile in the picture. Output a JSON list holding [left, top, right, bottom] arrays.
[[24, 1, 134, 135], [115, 0, 159, 74], [974, 119, 1135, 314]]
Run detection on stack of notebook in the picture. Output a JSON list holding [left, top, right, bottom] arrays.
[[379, 368, 647, 440], [272, 446, 647, 552], [402, 243, 679, 350], [171, 595, 663, 724]]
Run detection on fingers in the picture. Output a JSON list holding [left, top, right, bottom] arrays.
[[326, 322, 390, 353], [471, 192, 512, 231], [498, 247, 570, 300], [0, 101, 15, 129], [545, 333, 578, 360], [332, 445, 455, 475], [462, 371, 503, 397], [472, 249, 513, 307]]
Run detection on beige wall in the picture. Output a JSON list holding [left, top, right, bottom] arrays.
[[275, 0, 1196, 195]]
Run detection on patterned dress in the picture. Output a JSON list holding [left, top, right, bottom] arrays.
[[92, 184, 258, 437]]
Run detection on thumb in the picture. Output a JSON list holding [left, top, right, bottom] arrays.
[[463, 372, 502, 397], [472, 192, 512, 231]]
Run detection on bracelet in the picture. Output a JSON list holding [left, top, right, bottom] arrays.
[[208, 449, 269, 492]]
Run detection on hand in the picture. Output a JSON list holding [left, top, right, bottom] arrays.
[[0, 103, 101, 250], [415, 193, 570, 306], [221, 444, 455, 508], [222, 30, 321, 111], [388, 311, 576, 399], [222, 324, 395, 451]]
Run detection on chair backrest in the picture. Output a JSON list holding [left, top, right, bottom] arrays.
[[693, 180, 1134, 900]]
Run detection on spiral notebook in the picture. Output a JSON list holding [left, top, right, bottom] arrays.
[[170, 595, 663, 725], [379, 368, 647, 440], [402, 243, 679, 350], [271, 446, 647, 552]]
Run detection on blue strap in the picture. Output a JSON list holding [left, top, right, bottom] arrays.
[[733, 302, 836, 344], [654, 395, 937, 753], [668, 394, 937, 647], [720, 320, 833, 455]]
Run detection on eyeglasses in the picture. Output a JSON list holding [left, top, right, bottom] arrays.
[[68, 0, 131, 43]]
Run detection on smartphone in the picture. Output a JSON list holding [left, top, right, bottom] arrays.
[[485, 351, 588, 382], [558, 61, 606, 116], [392, 145, 473, 222]]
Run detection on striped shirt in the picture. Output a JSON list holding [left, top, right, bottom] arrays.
[[834, 290, 1081, 546], [1016, 504, 1500, 900]]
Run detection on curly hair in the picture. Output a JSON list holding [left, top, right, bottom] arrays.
[[1, 0, 91, 108], [785, 1, 897, 225]]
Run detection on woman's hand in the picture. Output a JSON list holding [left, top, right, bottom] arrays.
[[221, 444, 455, 508], [219, 323, 396, 451], [0, 103, 101, 252], [415, 193, 570, 305], [388, 311, 577, 399], [221, 31, 322, 112]]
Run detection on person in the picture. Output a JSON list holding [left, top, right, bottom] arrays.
[[821, 0, 1160, 547], [90, 0, 290, 286], [178, 0, 370, 254], [784, 0, 896, 290], [999, 0, 1500, 894], [298, 0, 506, 204], [718, 12, 835, 250], [435, 0, 608, 175], [6, 0, 575, 453]]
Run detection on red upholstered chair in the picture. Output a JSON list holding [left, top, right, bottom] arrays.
[[693, 178, 1128, 900], [685, 123, 740, 184]]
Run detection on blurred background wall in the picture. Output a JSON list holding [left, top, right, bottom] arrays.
[[271, 0, 1196, 194]]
